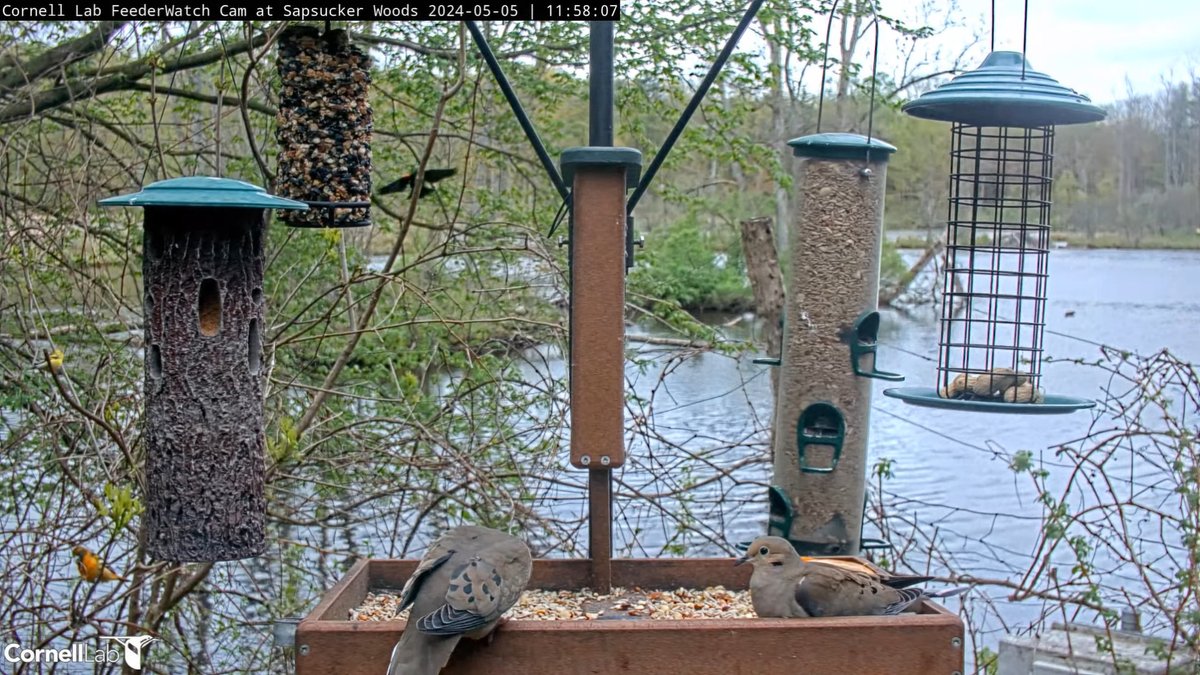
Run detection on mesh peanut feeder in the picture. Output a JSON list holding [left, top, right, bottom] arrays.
[[884, 51, 1105, 414]]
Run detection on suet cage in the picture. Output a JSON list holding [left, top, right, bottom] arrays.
[[885, 51, 1105, 414]]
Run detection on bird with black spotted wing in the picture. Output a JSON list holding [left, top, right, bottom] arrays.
[[385, 525, 532, 675]]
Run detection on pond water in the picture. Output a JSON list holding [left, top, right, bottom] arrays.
[[595, 247, 1200, 650], [3, 248, 1194, 671]]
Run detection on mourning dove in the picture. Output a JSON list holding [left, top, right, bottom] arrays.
[[799, 556, 932, 589], [385, 526, 532, 675], [737, 536, 966, 617]]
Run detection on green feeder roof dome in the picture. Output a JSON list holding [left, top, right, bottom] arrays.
[[901, 51, 1106, 127], [99, 176, 309, 210], [787, 133, 897, 161]]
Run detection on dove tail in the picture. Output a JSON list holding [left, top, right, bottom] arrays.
[[385, 629, 461, 675], [929, 586, 970, 599]]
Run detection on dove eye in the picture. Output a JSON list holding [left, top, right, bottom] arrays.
[[758, 546, 769, 556]]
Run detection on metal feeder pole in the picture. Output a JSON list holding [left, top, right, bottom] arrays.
[[564, 22, 641, 594]]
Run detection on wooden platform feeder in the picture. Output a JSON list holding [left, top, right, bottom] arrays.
[[296, 558, 965, 675], [293, 145, 964, 673], [99, 177, 307, 561], [294, 19, 965, 673]]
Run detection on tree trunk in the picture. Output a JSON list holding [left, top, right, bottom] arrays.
[[739, 215, 785, 458]]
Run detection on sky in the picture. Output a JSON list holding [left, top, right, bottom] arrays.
[[889, 0, 1200, 104]]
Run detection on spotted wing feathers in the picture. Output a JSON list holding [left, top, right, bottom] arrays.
[[417, 556, 507, 635], [398, 549, 454, 612]]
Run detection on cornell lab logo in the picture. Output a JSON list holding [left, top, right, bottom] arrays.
[[3, 634, 157, 669]]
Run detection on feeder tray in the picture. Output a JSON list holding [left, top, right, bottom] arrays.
[[883, 386, 1095, 414], [288, 201, 373, 229], [295, 558, 964, 675]]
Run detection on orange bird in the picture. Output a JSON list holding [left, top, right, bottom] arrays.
[[72, 545, 124, 582]]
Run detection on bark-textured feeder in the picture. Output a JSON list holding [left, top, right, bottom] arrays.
[[768, 133, 901, 557], [275, 25, 372, 228], [884, 51, 1105, 414], [99, 177, 307, 561]]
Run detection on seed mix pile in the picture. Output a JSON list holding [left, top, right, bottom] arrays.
[[351, 586, 756, 622], [276, 26, 372, 227]]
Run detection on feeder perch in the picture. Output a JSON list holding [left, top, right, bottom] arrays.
[[275, 25, 373, 228], [796, 402, 845, 473], [766, 485, 794, 539], [771, 132, 898, 557], [99, 177, 307, 561], [885, 51, 1104, 414], [848, 311, 904, 381]]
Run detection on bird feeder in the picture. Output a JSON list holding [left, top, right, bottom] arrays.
[[99, 177, 307, 561], [768, 133, 901, 557], [275, 25, 372, 228], [294, 21, 963, 675], [884, 51, 1104, 414]]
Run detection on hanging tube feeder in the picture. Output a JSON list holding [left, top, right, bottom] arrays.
[[275, 25, 373, 228], [99, 177, 307, 561], [884, 51, 1105, 414], [766, 133, 901, 557]]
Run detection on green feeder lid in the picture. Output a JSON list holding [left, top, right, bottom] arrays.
[[98, 177, 309, 210], [560, 147, 643, 188], [901, 51, 1106, 127], [787, 133, 897, 161]]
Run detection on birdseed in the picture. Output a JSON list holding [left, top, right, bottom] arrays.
[[772, 155, 888, 544], [276, 26, 372, 227], [350, 586, 757, 622]]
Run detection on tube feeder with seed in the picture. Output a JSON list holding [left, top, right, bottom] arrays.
[[293, 19, 964, 675], [275, 25, 373, 229], [99, 177, 307, 561], [767, 133, 901, 557], [884, 51, 1105, 414]]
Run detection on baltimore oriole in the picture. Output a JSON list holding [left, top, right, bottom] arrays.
[[72, 545, 124, 582]]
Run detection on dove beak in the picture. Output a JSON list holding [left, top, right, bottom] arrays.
[[734, 554, 751, 566]]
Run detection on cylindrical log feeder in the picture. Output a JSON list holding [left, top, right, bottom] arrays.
[[560, 146, 641, 593], [770, 133, 897, 556], [275, 25, 372, 228], [100, 177, 307, 561]]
